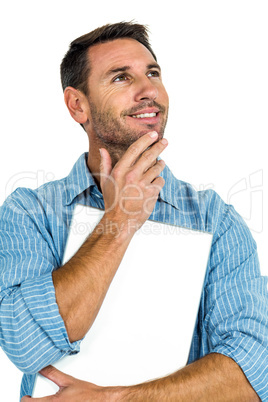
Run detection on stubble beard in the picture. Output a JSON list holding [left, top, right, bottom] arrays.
[[89, 100, 168, 164]]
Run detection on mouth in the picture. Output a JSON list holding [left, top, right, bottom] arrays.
[[131, 112, 158, 119], [123, 101, 167, 131], [127, 107, 160, 124]]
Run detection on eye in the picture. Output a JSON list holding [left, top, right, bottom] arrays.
[[147, 70, 160, 78], [113, 74, 129, 82]]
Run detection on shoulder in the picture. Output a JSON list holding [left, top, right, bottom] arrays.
[[161, 165, 233, 234], [1, 176, 68, 217], [0, 152, 89, 218]]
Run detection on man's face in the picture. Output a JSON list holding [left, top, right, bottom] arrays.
[[86, 38, 169, 151]]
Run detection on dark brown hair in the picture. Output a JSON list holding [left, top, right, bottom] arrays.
[[60, 21, 157, 96]]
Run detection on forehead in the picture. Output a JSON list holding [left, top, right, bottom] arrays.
[[88, 38, 156, 78]]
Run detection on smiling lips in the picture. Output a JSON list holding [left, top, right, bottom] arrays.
[[132, 112, 157, 119], [129, 107, 160, 121], [127, 109, 160, 127], [125, 101, 166, 125]]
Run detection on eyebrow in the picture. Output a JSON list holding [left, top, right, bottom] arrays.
[[104, 63, 161, 78], [147, 63, 161, 71], [106, 66, 131, 76]]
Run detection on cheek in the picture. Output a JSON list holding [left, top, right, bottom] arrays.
[[159, 85, 169, 104], [100, 88, 130, 114]]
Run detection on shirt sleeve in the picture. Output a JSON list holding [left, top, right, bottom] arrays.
[[0, 189, 81, 375], [204, 203, 268, 400]]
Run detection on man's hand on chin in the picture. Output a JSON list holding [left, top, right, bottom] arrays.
[[21, 366, 122, 402]]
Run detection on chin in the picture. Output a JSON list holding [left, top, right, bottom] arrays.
[[137, 128, 164, 140]]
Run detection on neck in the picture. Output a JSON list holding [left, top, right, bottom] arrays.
[[87, 142, 127, 190]]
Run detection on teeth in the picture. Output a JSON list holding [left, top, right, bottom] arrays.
[[132, 112, 157, 119]]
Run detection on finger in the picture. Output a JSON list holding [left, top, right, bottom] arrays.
[[99, 148, 112, 190], [21, 396, 31, 401], [21, 396, 51, 401], [142, 177, 166, 216], [21, 393, 58, 401], [39, 365, 73, 388], [136, 138, 168, 172], [143, 159, 166, 183], [119, 131, 159, 168], [147, 176, 166, 199], [151, 176, 165, 188]]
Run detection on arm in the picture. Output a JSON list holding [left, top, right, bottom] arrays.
[[0, 198, 78, 374], [118, 353, 260, 401], [0, 131, 167, 372], [199, 199, 268, 400], [22, 188, 268, 399], [21, 353, 260, 401], [50, 132, 168, 342]]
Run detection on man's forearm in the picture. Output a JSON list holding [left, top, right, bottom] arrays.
[[52, 215, 132, 343], [52, 133, 167, 344], [116, 353, 260, 401]]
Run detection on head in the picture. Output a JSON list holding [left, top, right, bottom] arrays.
[[61, 22, 169, 165], [61, 21, 157, 97]]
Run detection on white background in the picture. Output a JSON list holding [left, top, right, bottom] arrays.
[[0, 1, 267, 400]]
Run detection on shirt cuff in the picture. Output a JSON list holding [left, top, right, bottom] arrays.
[[20, 272, 81, 354], [212, 336, 268, 401]]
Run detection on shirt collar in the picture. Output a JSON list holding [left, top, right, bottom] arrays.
[[64, 153, 98, 206], [159, 164, 191, 211], [64, 152, 190, 211]]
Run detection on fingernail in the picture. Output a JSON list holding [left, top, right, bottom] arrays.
[[161, 138, 168, 145], [99, 149, 103, 158], [149, 131, 158, 138]]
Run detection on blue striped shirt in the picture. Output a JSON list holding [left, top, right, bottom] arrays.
[[0, 153, 267, 400]]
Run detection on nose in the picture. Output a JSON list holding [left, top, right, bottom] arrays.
[[134, 76, 158, 102]]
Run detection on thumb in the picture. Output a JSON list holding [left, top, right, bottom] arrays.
[[99, 148, 112, 190], [38, 365, 73, 388]]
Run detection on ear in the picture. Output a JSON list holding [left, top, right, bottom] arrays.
[[64, 87, 89, 125]]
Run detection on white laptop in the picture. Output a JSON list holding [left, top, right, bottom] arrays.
[[32, 205, 212, 396]]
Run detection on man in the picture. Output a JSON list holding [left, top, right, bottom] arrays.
[[0, 22, 267, 401]]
